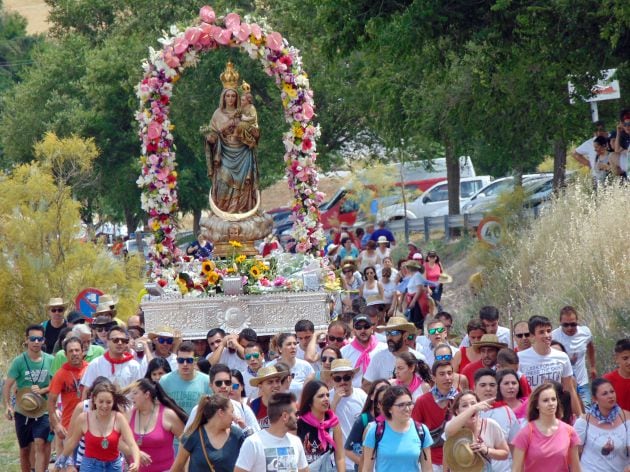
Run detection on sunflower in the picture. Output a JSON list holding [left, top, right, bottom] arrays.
[[249, 266, 261, 279], [235, 255, 247, 264], [207, 271, 219, 285], [229, 240, 243, 248], [201, 260, 215, 275]]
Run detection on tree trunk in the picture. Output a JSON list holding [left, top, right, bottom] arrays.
[[553, 138, 567, 191], [192, 208, 202, 237], [124, 207, 139, 238], [445, 139, 460, 215]]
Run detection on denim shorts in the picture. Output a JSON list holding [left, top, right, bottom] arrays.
[[80, 456, 123, 472]]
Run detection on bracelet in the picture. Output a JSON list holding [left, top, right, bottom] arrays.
[[64, 456, 76, 467], [54, 455, 67, 468]]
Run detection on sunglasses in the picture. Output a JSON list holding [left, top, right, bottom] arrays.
[[232, 383, 241, 390], [73, 319, 86, 324], [50, 308, 65, 313], [435, 354, 452, 361], [623, 122, 630, 127], [214, 380, 231, 387], [386, 330, 402, 337], [561, 322, 578, 328], [333, 374, 353, 383], [428, 327, 446, 335], [94, 326, 109, 333], [110, 338, 129, 344], [407, 334, 415, 341], [157, 337, 174, 344], [177, 357, 194, 364], [515, 332, 530, 339], [28, 336, 45, 343], [354, 324, 371, 331], [328, 335, 345, 343], [245, 352, 261, 360], [342, 269, 353, 274], [321, 356, 337, 363]]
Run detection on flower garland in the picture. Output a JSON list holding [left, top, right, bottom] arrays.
[[136, 4, 325, 268]]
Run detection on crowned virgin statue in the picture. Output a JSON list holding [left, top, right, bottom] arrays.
[[203, 61, 260, 217]]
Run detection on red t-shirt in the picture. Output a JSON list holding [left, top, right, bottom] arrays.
[[603, 369, 630, 411], [412, 392, 450, 465], [461, 359, 484, 387], [49, 361, 88, 428]]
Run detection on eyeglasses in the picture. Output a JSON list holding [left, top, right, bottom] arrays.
[[50, 308, 64, 313], [157, 337, 174, 344], [232, 383, 241, 390], [321, 356, 337, 363], [94, 326, 109, 333], [393, 401, 414, 409], [515, 332, 530, 339], [386, 330, 402, 337], [342, 270, 353, 274], [177, 357, 194, 364], [28, 336, 45, 343], [561, 322, 578, 328], [332, 374, 353, 383], [245, 352, 260, 360], [214, 380, 231, 387], [328, 335, 345, 343], [407, 334, 415, 341], [428, 327, 446, 335], [354, 324, 371, 331], [435, 354, 452, 361], [110, 338, 129, 344]]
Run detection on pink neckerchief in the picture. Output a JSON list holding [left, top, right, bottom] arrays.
[[397, 374, 422, 394], [300, 410, 340, 450], [351, 335, 378, 373]]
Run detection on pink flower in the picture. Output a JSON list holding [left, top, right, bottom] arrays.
[[211, 26, 231, 45], [250, 23, 262, 39], [173, 37, 189, 55], [260, 277, 271, 287], [302, 102, 314, 120], [163, 48, 180, 68], [273, 276, 286, 287], [184, 27, 201, 47], [266, 32, 283, 52], [301, 138, 313, 151], [236, 23, 251, 42], [224, 13, 241, 32], [147, 121, 162, 141], [199, 22, 213, 46], [296, 242, 310, 253], [199, 6, 216, 24]]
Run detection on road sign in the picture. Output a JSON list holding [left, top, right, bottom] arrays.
[[477, 216, 502, 247], [75, 288, 104, 318]]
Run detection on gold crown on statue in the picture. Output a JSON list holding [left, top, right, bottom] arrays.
[[220, 61, 240, 89], [241, 81, 251, 93]]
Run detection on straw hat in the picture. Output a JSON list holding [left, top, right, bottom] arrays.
[[443, 428, 484, 472], [376, 236, 389, 244], [148, 326, 181, 340], [438, 273, 453, 284], [249, 366, 286, 387], [405, 260, 423, 271], [376, 316, 417, 334], [93, 302, 114, 315], [472, 334, 508, 350], [46, 297, 68, 309], [322, 359, 359, 377], [365, 295, 385, 307], [99, 294, 119, 306], [16, 388, 47, 418], [91, 315, 116, 329]]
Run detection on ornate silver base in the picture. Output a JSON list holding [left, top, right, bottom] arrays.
[[142, 291, 330, 338]]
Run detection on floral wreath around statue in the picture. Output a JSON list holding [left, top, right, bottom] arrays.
[[135, 5, 325, 270]]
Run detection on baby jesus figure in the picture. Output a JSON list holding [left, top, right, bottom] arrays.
[[235, 81, 259, 148]]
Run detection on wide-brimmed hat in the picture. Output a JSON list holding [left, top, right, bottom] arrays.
[[405, 260, 423, 271], [94, 302, 114, 315], [46, 297, 68, 309], [438, 273, 453, 284], [376, 316, 417, 334], [443, 428, 484, 472], [323, 359, 359, 377], [376, 236, 389, 244], [249, 366, 286, 386], [91, 315, 116, 328], [99, 294, 119, 306], [326, 243, 340, 255], [16, 388, 47, 418], [365, 295, 386, 307], [148, 326, 181, 340], [67, 311, 88, 324], [473, 334, 507, 350]]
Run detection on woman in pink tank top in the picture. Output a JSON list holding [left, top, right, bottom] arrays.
[[130, 379, 187, 472]]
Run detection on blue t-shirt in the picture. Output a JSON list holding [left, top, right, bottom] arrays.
[[159, 371, 211, 415], [363, 421, 433, 472]]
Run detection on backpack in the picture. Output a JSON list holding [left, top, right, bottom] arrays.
[[372, 419, 427, 462]]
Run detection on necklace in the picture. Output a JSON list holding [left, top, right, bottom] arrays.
[[137, 403, 156, 446], [95, 412, 113, 449]]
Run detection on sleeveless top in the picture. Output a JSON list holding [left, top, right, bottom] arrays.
[[131, 404, 175, 472], [362, 281, 380, 299], [459, 346, 472, 372], [359, 250, 379, 271], [85, 412, 121, 461]]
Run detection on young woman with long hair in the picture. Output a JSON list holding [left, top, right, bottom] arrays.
[[129, 379, 187, 471], [511, 383, 582, 472], [143, 357, 171, 383], [390, 352, 431, 401], [495, 369, 527, 421], [296, 380, 346, 471], [171, 395, 246, 471]]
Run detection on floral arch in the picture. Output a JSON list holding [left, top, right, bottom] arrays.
[[135, 5, 324, 268]]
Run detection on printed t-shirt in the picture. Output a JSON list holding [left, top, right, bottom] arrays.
[[511, 420, 580, 471], [159, 371, 211, 415], [574, 417, 630, 472], [49, 361, 88, 428], [551, 325, 593, 386], [517, 347, 572, 388], [297, 418, 333, 464], [363, 420, 433, 472], [411, 391, 450, 465], [234, 429, 308, 472], [182, 424, 245, 472], [603, 369, 630, 411], [249, 396, 269, 429], [7, 352, 54, 416]]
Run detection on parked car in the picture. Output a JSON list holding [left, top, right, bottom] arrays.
[[378, 176, 493, 221]]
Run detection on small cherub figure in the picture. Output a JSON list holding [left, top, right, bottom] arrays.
[[236, 81, 259, 148], [228, 224, 242, 242]]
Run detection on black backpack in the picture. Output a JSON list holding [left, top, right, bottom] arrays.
[[372, 418, 428, 461]]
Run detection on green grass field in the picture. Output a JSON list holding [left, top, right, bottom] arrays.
[[0, 415, 21, 471]]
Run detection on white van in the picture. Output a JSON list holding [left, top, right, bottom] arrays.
[[378, 175, 493, 221]]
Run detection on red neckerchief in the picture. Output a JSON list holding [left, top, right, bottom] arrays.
[[104, 351, 134, 374], [61, 361, 88, 374]]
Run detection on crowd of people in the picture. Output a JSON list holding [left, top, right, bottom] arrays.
[[3, 288, 630, 472]]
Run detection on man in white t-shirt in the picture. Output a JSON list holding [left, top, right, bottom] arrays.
[[460, 306, 511, 348], [294, 319, 315, 361], [340, 315, 387, 388], [234, 392, 308, 472], [551, 305, 596, 406], [518, 315, 583, 416], [573, 121, 609, 179], [363, 317, 427, 388], [207, 328, 257, 372]]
